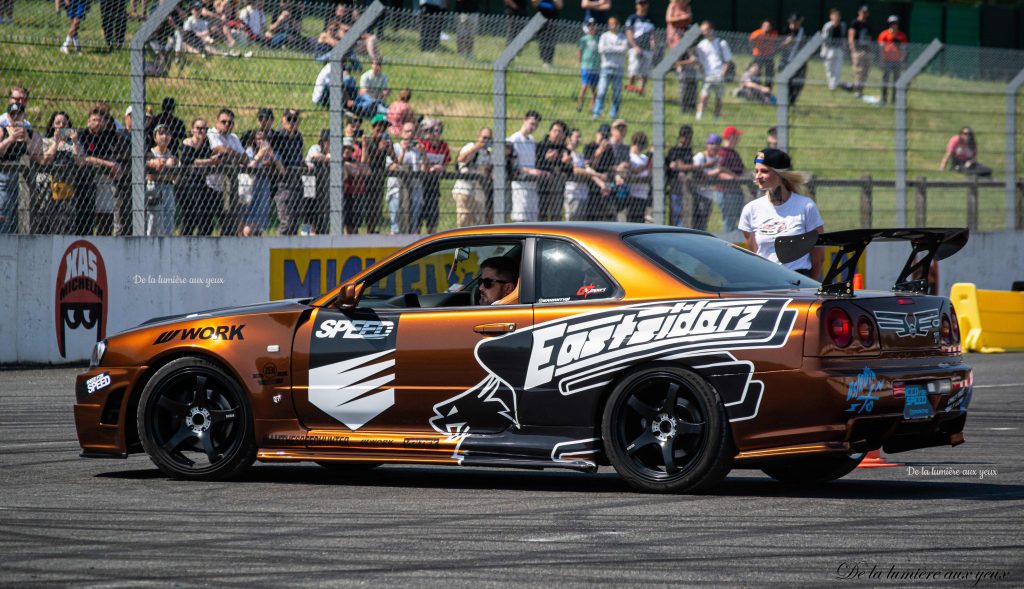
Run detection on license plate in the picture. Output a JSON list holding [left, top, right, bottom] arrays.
[[903, 383, 934, 421]]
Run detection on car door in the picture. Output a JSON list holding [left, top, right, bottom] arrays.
[[291, 237, 533, 437]]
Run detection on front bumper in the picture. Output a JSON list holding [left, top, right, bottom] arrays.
[[74, 366, 148, 457]]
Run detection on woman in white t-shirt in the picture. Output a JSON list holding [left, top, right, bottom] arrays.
[[738, 148, 824, 279]]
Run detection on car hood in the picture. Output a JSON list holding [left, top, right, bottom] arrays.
[[121, 298, 314, 334]]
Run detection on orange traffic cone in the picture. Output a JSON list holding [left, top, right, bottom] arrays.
[[858, 449, 902, 468], [853, 273, 864, 290]]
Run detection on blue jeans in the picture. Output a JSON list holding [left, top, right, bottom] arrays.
[[145, 183, 176, 236], [245, 174, 272, 232], [0, 170, 20, 233], [593, 68, 623, 119]]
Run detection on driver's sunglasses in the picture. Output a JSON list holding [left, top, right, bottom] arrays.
[[479, 277, 510, 288]]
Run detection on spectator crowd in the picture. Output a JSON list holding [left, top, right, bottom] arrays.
[[0, 1, 978, 237]]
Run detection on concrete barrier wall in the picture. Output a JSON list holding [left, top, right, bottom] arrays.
[[0, 235, 417, 365], [3, 230, 1022, 365]]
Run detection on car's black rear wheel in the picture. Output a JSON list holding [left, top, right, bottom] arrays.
[[760, 453, 865, 484], [138, 357, 256, 481], [602, 367, 733, 493]]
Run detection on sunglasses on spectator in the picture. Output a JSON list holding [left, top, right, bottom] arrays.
[[478, 277, 510, 288], [219, 119, 234, 126], [194, 126, 208, 131]]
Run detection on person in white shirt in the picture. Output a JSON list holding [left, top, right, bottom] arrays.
[[238, 0, 265, 38], [386, 121, 425, 234], [592, 16, 628, 120], [452, 127, 493, 227], [205, 108, 248, 217], [623, 131, 651, 223], [739, 148, 824, 279], [693, 20, 731, 121], [507, 110, 547, 222], [356, 59, 390, 117], [0, 86, 32, 129]]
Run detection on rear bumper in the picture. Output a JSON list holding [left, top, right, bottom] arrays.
[[734, 356, 972, 456]]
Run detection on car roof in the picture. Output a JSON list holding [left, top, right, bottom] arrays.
[[430, 222, 711, 240]]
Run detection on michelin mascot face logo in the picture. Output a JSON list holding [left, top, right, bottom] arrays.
[[430, 298, 796, 455], [55, 240, 108, 359]]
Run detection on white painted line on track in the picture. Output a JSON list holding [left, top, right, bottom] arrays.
[[972, 384, 1019, 389], [0, 441, 76, 449], [987, 427, 1018, 431]]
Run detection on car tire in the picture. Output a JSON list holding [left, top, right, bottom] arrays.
[[760, 453, 865, 484], [137, 357, 257, 481], [602, 366, 733, 494]]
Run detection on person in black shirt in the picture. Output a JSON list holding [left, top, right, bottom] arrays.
[[666, 125, 697, 227], [145, 97, 186, 154], [270, 108, 305, 235], [78, 108, 127, 235], [179, 117, 223, 235], [848, 5, 872, 99], [536, 120, 571, 221]]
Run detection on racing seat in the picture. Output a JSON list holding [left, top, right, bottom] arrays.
[[494, 280, 520, 305]]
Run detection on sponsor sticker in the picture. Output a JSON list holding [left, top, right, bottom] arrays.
[[85, 372, 111, 394], [314, 318, 394, 340], [153, 325, 245, 345]]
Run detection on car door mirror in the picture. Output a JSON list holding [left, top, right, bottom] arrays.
[[336, 283, 364, 309]]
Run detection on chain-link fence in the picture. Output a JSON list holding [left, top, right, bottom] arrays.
[[2, 1, 1023, 236]]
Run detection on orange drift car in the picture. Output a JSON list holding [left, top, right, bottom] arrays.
[[75, 224, 973, 493]]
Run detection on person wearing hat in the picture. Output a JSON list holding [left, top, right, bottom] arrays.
[[848, 5, 872, 99], [0, 101, 42, 233], [359, 113, 393, 234], [739, 148, 824, 279], [240, 107, 275, 152], [689, 132, 723, 231], [576, 18, 600, 113], [877, 15, 908, 106], [718, 125, 746, 232]]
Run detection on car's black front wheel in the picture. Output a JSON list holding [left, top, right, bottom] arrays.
[[602, 367, 733, 493], [138, 357, 257, 481], [760, 453, 865, 484]]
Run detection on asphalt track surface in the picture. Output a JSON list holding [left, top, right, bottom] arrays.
[[1, 355, 1022, 588]]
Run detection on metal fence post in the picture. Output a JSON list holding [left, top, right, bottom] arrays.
[[1005, 67, 1024, 231], [914, 177, 927, 226], [775, 32, 824, 153], [329, 1, 385, 236], [894, 39, 943, 227], [650, 25, 701, 225], [493, 14, 546, 225], [130, 0, 182, 236], [860, 175, 873, 229]]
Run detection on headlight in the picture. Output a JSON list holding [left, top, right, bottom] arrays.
[[90, 340, 106, 368]]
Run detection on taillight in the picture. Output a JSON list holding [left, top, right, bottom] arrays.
[[949, 307, 961, 343], [856, 316, 875, 347], [826, 308, 853, 348], [940, 316, 952, 344]]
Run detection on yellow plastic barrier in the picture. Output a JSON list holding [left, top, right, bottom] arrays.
[[950, 283, 1024, 353]]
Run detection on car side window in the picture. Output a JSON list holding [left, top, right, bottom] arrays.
[[536, 239, 615, 304], [359, 241, 522, 309]]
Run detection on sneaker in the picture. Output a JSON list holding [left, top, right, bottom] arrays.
[[60, 44, 70, 54], [243, 51, 253, 58], [695, 111, 703, 120], [227, 50, 241, 57]]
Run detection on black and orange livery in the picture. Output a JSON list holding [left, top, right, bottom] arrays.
[[75, 224, 972, 493]]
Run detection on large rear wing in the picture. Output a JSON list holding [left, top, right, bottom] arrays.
[[775, 228, 969, 296]]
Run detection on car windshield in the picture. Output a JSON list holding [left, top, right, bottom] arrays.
[[624, 231, 820, 292]]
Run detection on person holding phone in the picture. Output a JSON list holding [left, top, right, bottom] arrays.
[[0, 102, 42, 233]]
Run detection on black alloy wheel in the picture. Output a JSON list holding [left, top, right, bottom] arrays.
[[603, 367, 733, 493], [138, 357, 256, 481]]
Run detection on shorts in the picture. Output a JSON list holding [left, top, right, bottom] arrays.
[[580, 68, 599, 87], [628, 48, 652, 78], [701, 77, 724, 99], [66, 0, 88, 19]]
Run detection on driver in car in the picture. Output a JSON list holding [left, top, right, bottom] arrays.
[[478, 257, 518, 305]]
